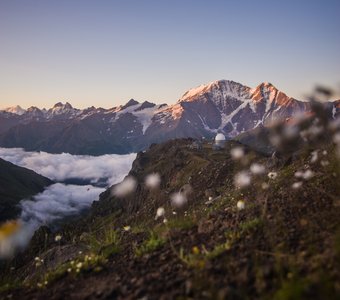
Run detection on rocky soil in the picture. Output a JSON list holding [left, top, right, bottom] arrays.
[[0, 137, 339, 299]]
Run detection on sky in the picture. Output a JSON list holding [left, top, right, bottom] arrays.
[[0, 0, 339, 109]]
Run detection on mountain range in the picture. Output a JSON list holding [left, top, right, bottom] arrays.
[[1, 80, 339, 155]]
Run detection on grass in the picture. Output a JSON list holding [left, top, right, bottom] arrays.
[[31, 253, 108, 290], [86, 227, 121, 258], [166, 216, 196, 230], [178, 242, 231, 269], [134, 231, 166, 257], [240, 217, 264, 233]]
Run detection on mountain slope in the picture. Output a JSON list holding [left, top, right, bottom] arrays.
[[0, 158, 53, 222], [2, 136, 339, 299], [0, 80, 339, 155]]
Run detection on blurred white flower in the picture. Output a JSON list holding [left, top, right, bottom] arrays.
[[294, 171, 304, 178], [333, 132, 340, 144], [67, 268, 72, 273], [55, 235, 62, 242], [163, 218, 168, 224], [170, 192, 187, 208], [123, 226, 131, 231], [155, 207, 165, 220], [76, 262, 83, 269], [250, 163, 265, 175], [234, 171, 251, 188], [237, 200, 245, 210], [145, 173, 161, 190], [267, 172, 278, 180], [283, 125, 298, 138], [310, 150, 319, 163], [292, 182, 303, 189], [302, 169, 314, 180], [269, 134, 281, 147], [112, 176, 137, 198], [321, 160, 329, 167], [230, 147, 244, 160], [261, 182, 270, 190]]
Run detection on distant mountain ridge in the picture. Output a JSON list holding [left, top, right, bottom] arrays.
[[1, 80, 339, 155]]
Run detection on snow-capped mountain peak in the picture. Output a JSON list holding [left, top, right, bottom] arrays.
[[4, 105, 26, 115], [0, 80, 338, 155]]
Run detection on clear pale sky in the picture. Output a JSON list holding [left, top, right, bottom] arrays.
[[0, 0, 339, 109]]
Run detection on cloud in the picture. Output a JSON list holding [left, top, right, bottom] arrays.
[[0, 148, 137, 258], [20, 183, 105, 226], [1, 183, 105, 259], [0, 147, 136, 186]]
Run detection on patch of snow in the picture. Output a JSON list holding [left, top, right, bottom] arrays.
[[3, 105, 26, 115], [110, 103, 164, 134]]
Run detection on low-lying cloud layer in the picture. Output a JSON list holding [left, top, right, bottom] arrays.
[[0, 148, 136, 258], [1, 183, 105, 258], [0, 147, 136, 186], [20, 183, 105, 226]]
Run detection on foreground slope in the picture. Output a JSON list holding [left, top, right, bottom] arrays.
[[1, 129, 339, 299], [0, 158, 53, 222]]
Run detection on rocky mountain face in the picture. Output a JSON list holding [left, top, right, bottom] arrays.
[[1, 80, 339, 155], [0, 158, 53, 222]]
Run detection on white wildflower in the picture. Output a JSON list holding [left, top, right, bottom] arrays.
[[112, 176, 137, 198], [170, 192, 187, 208], [261, 182, 270, 190], [163, 218, 168, 224], [333, 132, 340, 144], [292, 182, 303, 189], [123, 226, 131, 231], [67, 268, 72, 273], [230, 147, 244, 160], [267, 172, 278, 180], [283, 125, 298, 138], [250, 163, 266, 175], [269, 134, 281, 147], [302, 170, 314, 180], [310, 150, 319, 163], [155, 207, 165, 220], [321, 160, 329, 167], [145, 173, 161, 189], [234, 171, 251, 188], [237, 200, 245, 210], [55, 234, 62, 242], [294, 171, 304, 178], [76, 262, 83, 269]]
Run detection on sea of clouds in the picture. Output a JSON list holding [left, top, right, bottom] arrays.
[[0, 147, 136, 186], [0, 148, 136, 258]]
